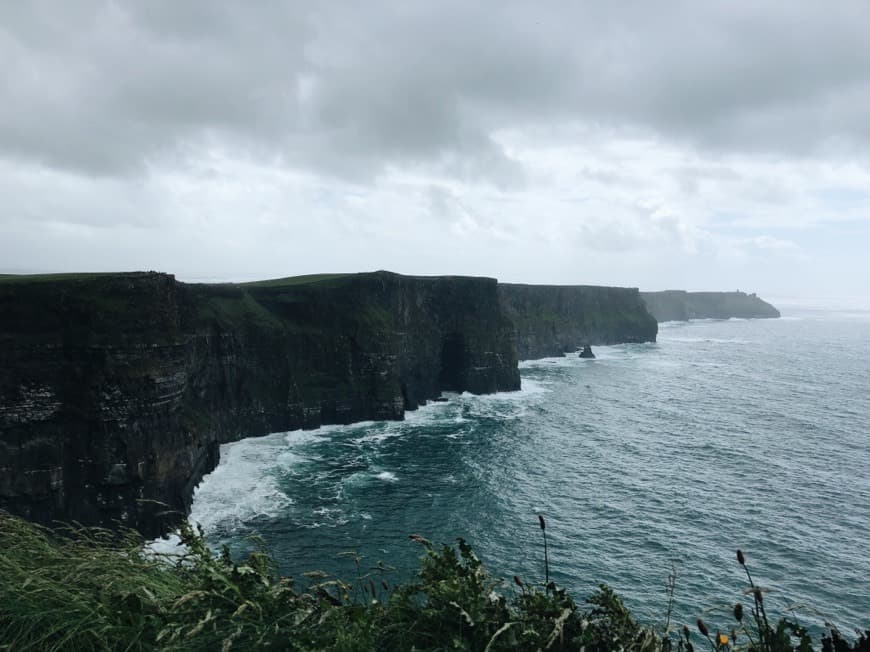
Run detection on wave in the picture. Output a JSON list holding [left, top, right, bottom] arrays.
[[188, 433, 297, 533], [663, 336, 753, 344]]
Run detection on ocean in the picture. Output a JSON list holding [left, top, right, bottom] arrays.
[[182, 304, 870, 634]]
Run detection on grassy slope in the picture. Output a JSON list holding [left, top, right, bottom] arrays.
[[240, 273, 352, 288], [0, 272, 145, 284], [0, 271, 352, 287], [0, 512, 866, 652]]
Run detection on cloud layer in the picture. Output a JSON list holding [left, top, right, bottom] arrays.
[[2, 1, 869, 298]]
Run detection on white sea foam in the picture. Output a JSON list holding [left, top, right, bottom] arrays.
[[664, 336, 752, 344], [519, 356, 571, 368], [469, 377, 552, 397], [341, 471, 369, 488], [353, 429, 403, 444], [376, 471, 398, 482], [310, 506, 348, 527], [518, 345, 627, 367], [187, 430, 319, 532], [144, 532, 186, 558]]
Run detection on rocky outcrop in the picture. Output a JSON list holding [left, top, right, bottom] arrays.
[[0, 271, 519, 537], [641, 291, 780, 322], [498, 284, 658, 359]]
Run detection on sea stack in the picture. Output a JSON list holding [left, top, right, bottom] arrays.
[[579, 344, 595, 358]]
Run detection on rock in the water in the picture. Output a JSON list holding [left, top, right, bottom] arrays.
[[579, 344, 595, 358]]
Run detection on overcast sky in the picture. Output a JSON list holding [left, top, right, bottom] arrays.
[[2, 2, 869, 300]]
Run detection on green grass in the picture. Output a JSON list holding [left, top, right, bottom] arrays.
[[0, 272, 146, 284], [0, 271, 350, 288], [240, 273, 352, 288], [0, 511, 867, 651]]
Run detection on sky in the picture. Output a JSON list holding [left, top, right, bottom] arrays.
[[1, 2, 869, 299]]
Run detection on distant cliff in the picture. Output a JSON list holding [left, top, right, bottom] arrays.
[[499, 284, 658, 359], [641, 290, 780, 322], [0, 271, 519, 537]]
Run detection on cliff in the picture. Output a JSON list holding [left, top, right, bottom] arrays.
[[0, 271, 519, 537], [498, 284, 658, 359], [641, 291, 780, 322]]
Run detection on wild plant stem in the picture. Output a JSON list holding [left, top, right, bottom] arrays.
[[664, 564, 676, 635], [538, 514, 550, 590], [542, 528, 550, 588], [742, 558, 767, 649]]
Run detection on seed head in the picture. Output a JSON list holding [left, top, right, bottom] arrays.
[[514, 575, 524, 588], [753, 588, 763, 605], [733, 602, 744, 622], [736, 549, 745, 565], [697, 619, 709, 637], [538, 514, 546, 531], [683, 625, 691, 643]]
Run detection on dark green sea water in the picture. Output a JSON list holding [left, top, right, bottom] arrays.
[[184, 305, 870, 632]]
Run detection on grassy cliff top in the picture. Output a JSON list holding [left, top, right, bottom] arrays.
[[0, 271, 163, 284], [239, 273, 351, 288]]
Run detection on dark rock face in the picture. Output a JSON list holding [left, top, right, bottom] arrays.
[[0, 271, 519, 537], [641, 291, 780, 322], [578, 345, 595, 359], [498, 284, 658, 359]]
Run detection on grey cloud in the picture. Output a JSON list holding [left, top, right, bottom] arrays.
[[672, 164, 741, 195], [2, 1, 870, 184], [0, 1, 313, 175]]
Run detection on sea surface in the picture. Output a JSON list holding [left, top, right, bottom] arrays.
[[181, 304, 870, 634]]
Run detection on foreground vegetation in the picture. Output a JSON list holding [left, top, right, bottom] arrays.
[[0, 512, 866, 651]]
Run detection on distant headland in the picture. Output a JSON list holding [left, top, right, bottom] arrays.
[[641, 289, 781, 322]]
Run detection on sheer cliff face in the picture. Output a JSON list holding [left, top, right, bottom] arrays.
[[498, 284, 658, 359], [0, 272, 519, 537], [641, 291, 781, 322]]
